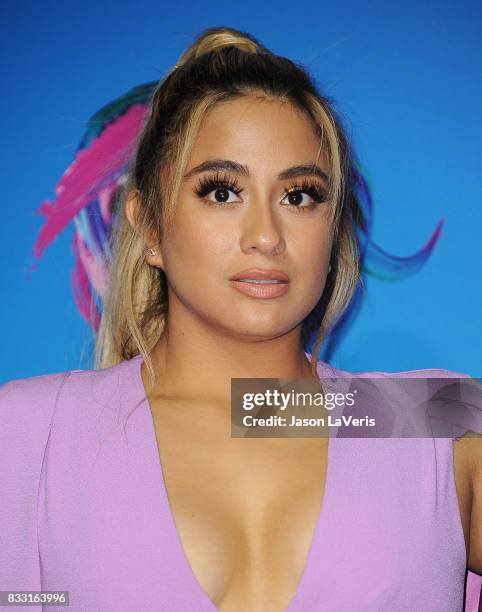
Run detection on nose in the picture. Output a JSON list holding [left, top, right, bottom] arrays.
[[239, 198, 286, 256]]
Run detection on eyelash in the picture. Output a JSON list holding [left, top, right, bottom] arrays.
[[193, 171, 328, 212]]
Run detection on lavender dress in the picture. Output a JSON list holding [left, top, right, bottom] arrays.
[[1, 354, 480, 611]]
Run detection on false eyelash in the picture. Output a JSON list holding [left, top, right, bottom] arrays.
[[283, 179, 328, 206], [193, 172, 329, 211], [193, 171, 243, 200]]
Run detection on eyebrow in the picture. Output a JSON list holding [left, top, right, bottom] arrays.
[[183, 158, 330, 183]]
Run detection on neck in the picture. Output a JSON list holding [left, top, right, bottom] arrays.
[[143, 311, 317, 406]]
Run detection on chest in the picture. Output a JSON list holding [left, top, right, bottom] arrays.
[[150, 407, 330, 611], [148, 407, 472, 611]]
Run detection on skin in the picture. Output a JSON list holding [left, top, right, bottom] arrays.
[[128, 94, 333, 401], [125, 94, 481, 610], [453, 432, 482, 575]]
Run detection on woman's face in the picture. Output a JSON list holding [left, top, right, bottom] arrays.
[[146, 94, 334, 341]]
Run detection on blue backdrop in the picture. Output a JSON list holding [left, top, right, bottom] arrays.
[[1, 0, 481, 382]]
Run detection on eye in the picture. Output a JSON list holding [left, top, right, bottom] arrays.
[[280, 181, 328, 212], [193, 174, 328, 211], [193, 172, 243, 206]]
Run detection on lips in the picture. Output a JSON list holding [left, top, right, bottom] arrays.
[[229, 268, 290, 282]]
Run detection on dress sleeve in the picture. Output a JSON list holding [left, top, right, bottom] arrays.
[[0, 372, 69, 607], [411, 368, 481, 440], [441, 370, 482, 440]]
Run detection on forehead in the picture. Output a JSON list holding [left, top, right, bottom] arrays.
[[187, 95, 327, 172]]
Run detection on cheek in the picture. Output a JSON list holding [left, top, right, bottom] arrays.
[[163, 210, 234, 285], [290, 222, 332, 282]]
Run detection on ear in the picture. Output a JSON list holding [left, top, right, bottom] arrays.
[[125, 189, 165, 270]]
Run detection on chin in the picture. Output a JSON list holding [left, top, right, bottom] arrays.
[[223, 313, 298, 339]]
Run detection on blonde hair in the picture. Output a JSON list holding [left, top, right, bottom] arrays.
[[94, 26, 362, 387]]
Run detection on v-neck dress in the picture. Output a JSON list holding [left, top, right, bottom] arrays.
[[0, 354, 481, 611]]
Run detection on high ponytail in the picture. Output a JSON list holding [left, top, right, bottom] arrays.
[[173, 26, 268, 67]]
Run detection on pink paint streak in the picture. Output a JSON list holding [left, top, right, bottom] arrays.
[[33, 104, 149, 258]]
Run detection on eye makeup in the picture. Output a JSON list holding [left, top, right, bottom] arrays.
[[192, 171, 329, 212], [193, 171, 243, 201]]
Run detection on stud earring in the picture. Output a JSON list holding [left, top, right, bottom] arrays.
[[147, 247, 157, 256], [328, 264, 332, 273]]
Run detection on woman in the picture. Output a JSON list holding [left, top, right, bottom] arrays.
[[1, 26, 481, 612]]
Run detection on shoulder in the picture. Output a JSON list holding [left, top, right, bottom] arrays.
[[317, 360, 480, 433], [388, 367, 473, 379], [0, 370, 70, 441], [317, 361, 473, 379], [0, 359, 139, 507], [0, 359, 133, 449]]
